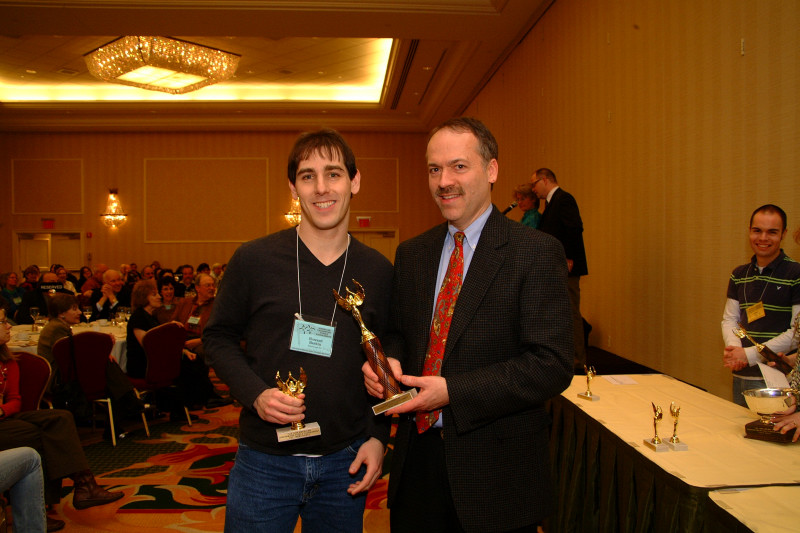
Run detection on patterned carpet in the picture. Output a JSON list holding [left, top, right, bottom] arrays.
[[52, 400, 391, 532]]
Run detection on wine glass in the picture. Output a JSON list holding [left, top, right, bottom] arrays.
[[82, 306, 93, 322], [29, 307, 39, 332]]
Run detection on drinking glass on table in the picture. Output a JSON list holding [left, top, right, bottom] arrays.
[[82, 306, 93, 322], [29, 307, 39, 331]]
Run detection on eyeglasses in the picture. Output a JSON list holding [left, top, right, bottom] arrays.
[[531, 179, 542, 188]]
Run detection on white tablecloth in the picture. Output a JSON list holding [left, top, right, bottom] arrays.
[[561, 373, 800, 488], [8, 323, 129, 372], [708, 486, 800, 533]]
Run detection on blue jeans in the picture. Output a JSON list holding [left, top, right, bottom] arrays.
[[0, 447, 46, 532], [225, 439, 368, 533]]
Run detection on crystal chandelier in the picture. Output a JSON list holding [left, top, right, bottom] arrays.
[[84, 36, 240, 94], [284, 198, 302, 226], [101, 189, 128, 229]]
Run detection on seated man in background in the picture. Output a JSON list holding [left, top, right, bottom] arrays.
[[15, 272, 71, 324], [172, 273, 230, 408], [88, 269, 130, 322], [175, 264, 195, 298]]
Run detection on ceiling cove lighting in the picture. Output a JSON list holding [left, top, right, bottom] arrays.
[[84, 36, 240, 94]]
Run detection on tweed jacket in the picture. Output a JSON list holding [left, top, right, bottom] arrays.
[[537, 187, 588, 277], [385, 206, 574, 532]]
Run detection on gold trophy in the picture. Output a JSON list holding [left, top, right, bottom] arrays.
[[732, 324, 793, 373], [333, 280, 417, 415], [643, 402, 669, 452], [275, 368, 321, 442], [577, 365, 600, 401], [667, 402, 688, 451], [742, 388, 798, 442]]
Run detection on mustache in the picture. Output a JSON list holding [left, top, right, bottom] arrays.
[[435, 186, 463, 198]]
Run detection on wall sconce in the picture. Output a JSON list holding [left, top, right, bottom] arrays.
[[101, 188, 128, 228], [284, 198, 302, 226]]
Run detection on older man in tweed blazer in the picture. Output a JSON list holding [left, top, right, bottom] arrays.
[[365, 117, 573, 532]]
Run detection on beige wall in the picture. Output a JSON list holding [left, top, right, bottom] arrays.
[[0, 130, 437, 274], [466, 0, 800, 400]]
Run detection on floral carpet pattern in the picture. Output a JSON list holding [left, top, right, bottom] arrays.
[[51, 402, 391, 532]]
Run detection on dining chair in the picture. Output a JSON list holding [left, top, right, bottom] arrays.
[[14, 351, 53, 412], [127, 322, 192, 426], [52, 332, 148, 446]]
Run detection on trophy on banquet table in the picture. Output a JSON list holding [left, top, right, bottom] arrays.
[[667, 402, 688, 451], [275, 368, 321, 442], [578, 365, 600, 401], [732, 324, 793, 374], [742, 388, 798, 443], [643, 402, 669, 452], [333, 280, 417, 415]]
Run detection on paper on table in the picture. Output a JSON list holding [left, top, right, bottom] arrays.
[[758, 362, 790, 389], [603, 375, 639, 385]]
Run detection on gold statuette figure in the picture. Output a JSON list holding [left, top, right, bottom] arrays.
[[644, 402, 669, 452], [732, 324, 793, 373], [578, 364, 600, 401], [334, 280, 417, 415], [275, 368, 321, 442], [667, 402, 688, 450]]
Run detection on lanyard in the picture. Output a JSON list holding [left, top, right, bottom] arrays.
[[295, 228, 350, 326]]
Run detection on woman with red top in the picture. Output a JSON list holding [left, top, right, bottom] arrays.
[[0, 307, 123, 529]]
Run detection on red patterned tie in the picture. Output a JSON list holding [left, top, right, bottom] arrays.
[[417, 231, 465, 433]]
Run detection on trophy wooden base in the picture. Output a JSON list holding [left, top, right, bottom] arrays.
[[276, 422, 321, 442], [577, 392, 599, 401], [744, 420, 794, 443], [643, 439, 669, 452], [373, 389, 418, 415], [667, 440, 688, 451]]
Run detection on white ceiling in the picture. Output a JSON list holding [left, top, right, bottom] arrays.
[[0, 0, 552, 132]]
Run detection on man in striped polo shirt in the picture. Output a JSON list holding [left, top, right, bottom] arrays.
[[722, 204, 800, 406]]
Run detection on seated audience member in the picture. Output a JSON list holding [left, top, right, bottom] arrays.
[[15, 272, 71, 324], [81, 263, 108, 298], [141, 265, 155, 280], [38, 293, 142, 426], [88, 269, 130, 322], [124, 269, 141, 291], [126, 280, 207, 419], [210, 262, 223, 282], [20, 265, 40, 292], [55, 265, 78, 295], [155, 275, 181, 324], [76, 266, 93, 292], [197, 263, 211, 275], [50, 263, 79, 289], [1, 272, 25, 318], [0, 447, 54, 532], [0, 308, 124, 516], [175, 264, 194, 298]]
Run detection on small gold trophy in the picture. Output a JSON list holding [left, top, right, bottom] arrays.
[[275, 368, 321, 442], [732, 324, 793, 374], [334, 280, 418, 415], [577, 365, 600, 401], [667, 402, 688, 451], [643, 402, 669, 452]]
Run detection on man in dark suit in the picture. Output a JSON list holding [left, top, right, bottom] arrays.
[[364, 117, 573, 532], [532, 168, 588, 367]]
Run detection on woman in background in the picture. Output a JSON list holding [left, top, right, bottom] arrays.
[[155, 275, 181, 324], [512, 182, 541, 229], [76, 266, 92, 294], [0, 272, 24, 319]]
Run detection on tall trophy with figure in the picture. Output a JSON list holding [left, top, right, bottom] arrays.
[[334, 280, 418, 415]]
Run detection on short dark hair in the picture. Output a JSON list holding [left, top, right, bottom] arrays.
[[48, 293, 78, 318], [534, 168, 557, 183], [429, 117, 498, 165], [287, 129, 357, 185], [157, 275, 176, 294], [750, 204, 787, 230]]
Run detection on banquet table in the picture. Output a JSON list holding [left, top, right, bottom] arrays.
[[549, 374, 800, 533], [704, 486, 800, 533], [8, 322, 129, 372]]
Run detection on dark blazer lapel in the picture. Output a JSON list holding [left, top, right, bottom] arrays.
[[443, 207, 507, 362], [410, 224, 449, 373]]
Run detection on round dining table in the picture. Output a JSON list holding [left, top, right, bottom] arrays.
[[8, 322, 129, 372]]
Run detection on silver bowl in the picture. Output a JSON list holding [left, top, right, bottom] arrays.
[[742, 388, 797, 423]]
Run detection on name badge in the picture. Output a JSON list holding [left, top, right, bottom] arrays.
[[187, 316, 201, 326], [746, 301, 766, 323], [13, 296, 21, 305], [290, 315, 336, 357]]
